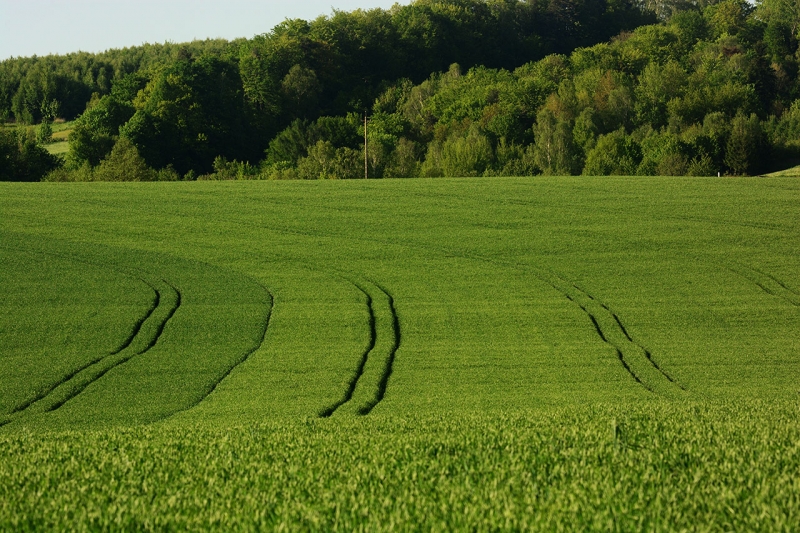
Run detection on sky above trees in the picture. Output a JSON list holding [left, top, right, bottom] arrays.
[[0, 0, 409, 60]]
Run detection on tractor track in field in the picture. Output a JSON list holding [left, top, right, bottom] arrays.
[[609, 308, 680, 385], [318, 278, 401, 417], [218, 220, 676, 396], [358, 282, 401, 415], [5, 274, 181, 420], [561, 279, 683, 392], [726, 262, 800, 307], [4, 238, 281, 425], [9, 355, 108, 415], [541, 272, 682, 393], [46, 279, 181, 413], [1, 246, 163, 415], [169, 284, 274, 418], [319, 281, 377, 418], [1, 245, 164, 358], [535, 265, 677, 392], [109, 279, 160, 355]]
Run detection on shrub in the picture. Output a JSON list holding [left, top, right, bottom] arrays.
[[583, 128, 642, 175], [93, 137, 156, 182]]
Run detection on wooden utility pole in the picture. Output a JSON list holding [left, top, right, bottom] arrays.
[[364, 111, 368, 179]]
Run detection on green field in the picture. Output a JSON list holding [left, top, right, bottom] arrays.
[[1, 121, 73, 156], [1, 177, 799, 530], [43, 121, 73, 156]]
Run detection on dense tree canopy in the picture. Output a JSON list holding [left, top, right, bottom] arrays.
[[0, 127, 60, 181], [2, 0, 800, 181]]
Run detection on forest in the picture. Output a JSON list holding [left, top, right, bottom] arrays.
[[1, 0, 799, 181]]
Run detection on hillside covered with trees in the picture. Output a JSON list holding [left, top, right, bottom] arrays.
[[1, 0, 799, 181]]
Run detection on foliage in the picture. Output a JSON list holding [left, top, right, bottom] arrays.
[[0, 127, 60, 181], [724, 112, 769, 175], [92, 137, 156, 182], [44, 137, 177, 182], [67, 93, 134, 167], [249, 0, 800, 178], [1, 0, 660, 181], [120, 55, 258, 176], [296, 140, 362, 179], [36, 120, 52, 144], [583, 128, 642, 175], [637, 130, 693, 175], [4, 0, 800, 180], [0, 40, 238, 124], [421, 125, 494, 177], [198, 156, 262, 180], [533, 108, 580, 175], [281, 64, 322, 117]]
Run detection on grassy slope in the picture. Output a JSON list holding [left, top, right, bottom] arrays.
[[44, 121, 72, 155], [0, 244, 153, 414], [1, 121, 72, 155], [0, 176, 799, 529], [4, 177, 798, 415], [768, 165, 800, 177]]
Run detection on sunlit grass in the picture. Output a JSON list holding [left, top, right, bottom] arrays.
[[1, 176, 798, 528]]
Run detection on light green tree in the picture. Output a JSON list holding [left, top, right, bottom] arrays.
[[583, 128, 642, 175], [93, 137, 156, 182], [533, 108, 580, 175], [439, 127, 493, 177]]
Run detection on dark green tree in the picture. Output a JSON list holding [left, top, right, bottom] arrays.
[[68, 94, 134, 167], [281, 65, 321, 117], [121, 55, 258, 175], [0, 127, 60, 181], [725, 112, 768, 175]]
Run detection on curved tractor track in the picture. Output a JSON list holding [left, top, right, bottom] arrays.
[[556, 278, 685, 395], [4, 276, 181, 422], [450, 250, 686, 396], [726, 261, 800, 307], [243, 220, 681, 398], [320, 279, 401, 417], [1, 238, 275, 429]]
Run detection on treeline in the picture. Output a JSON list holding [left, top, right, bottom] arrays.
[[0, 40, 239, 124], [1, 0, 654, 124], [0, 0, 656, 181], [2, 0, 799, 181], [254, 0, 800, 178]]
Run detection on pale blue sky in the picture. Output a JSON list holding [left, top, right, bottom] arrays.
[[0, 0, 410, 60]]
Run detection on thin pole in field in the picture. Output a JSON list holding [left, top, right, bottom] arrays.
[[364, 111, 368, 179]]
